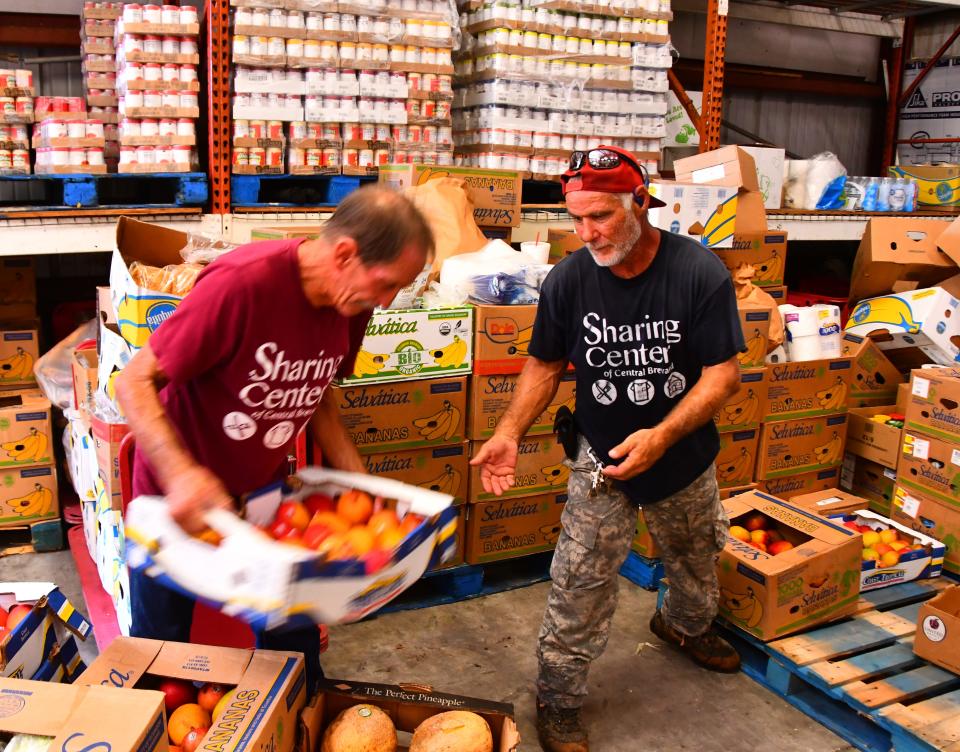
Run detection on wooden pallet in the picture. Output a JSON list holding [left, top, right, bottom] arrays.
[[0, 517, 64, 556], [720, 577, 960, 752], [231, 173, 375, 207], [0, 172, 208, 210]]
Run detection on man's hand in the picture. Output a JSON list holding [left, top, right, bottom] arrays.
[[165, 464, 234, 534], [469, 434, 520, 496], [602, 428, 668, 482]]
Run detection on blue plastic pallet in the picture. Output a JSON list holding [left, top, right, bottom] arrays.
[[718, 579, 960, 752], [0, 172, 207, 212], [231, 173, 376, 207], [619, 551, 664, 591]]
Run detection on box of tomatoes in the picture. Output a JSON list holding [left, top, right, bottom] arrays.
[[124, 467, 458, 627]]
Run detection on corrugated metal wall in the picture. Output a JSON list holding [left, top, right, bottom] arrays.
[[911, 11, 960, 61]]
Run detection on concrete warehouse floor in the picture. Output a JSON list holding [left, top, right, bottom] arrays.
[[7, 550, 855, 752]]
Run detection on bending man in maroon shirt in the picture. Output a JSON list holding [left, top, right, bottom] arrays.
[[116, 186, 434, 689]]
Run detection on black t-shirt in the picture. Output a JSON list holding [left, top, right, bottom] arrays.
[[528, 230, 744, 505]]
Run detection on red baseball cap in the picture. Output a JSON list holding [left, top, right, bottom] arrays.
[[561, 145, 666, 208]]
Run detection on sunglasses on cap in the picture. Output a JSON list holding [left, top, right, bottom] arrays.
[[568, 148, 650, 186]]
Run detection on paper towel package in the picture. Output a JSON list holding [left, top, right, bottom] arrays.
[[780, 304, 842, 362]]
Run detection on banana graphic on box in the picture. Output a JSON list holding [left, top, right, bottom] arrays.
[[846, 295, 921, 334], [721, 389, 759, 427], [5, 483, 54, 518], [421, 463, 462, 496], [545, 390, 576, 421], [717, 446, 753, 483], [737, 329, 766, 367], [891, 167, 960, 206], [1, 427, 48, 463], [542, 461, 569, 487], [412, 400, 462, 441], [0, 347, 33, 381], [813, 431, 843, 465], [507, 325, 534, 358], [432, 335, 468, 368], [816, 377, 848, 411], [753, 251, 783, 284], [352, 349, 389, 378], [700, 193, 738, 248], [720, 585, 763, 629]]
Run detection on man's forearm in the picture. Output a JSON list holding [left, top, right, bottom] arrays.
[[496, 357, 567, 442], [655, 358, 740, 447], [311, 388, 366, 473], [115, 345, 197, 493]]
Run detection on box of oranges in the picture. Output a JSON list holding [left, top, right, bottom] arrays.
[[124, 467, 458, 626], [77, 636, 307, 752], [831, 509, 946, 591]]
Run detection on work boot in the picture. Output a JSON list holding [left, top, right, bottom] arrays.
[[649, 609, 741, 673], [536, 698, 589, 752]]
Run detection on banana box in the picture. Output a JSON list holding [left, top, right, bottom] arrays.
[[361, 443, 469, 503], [468, 372, 576, 440], [896, 429, 960, 506], [90, 413, 130, 510], [97, 317, 132, 415], [0, 325, 39, 388], [71, 347, 98, 414], [714, 368, 766, 432], [904, 367, 960, 442], [342, 306, 473, 384], [428, 503, 466, 570], [720, 483, 758, 500], [841, 452, 896, 516], [891, 485, 960, 575], [840, 333, 905, 404], [468, 433, 568, 502], [889, 165, 960, 207], [712, 232, 788, 287], [0, 582, 91, 681], [845, 286, 960, 367], [846, 404, 902, 470], [0, 258, 37, 320], [848, 218, 957, 302], [763, 357, 854, 421], [109, 216, 194, 351], [332, 376, 467, 454], [0, 465, 58, 528], [736, 309, 772, 368], [472, 304, 538, 376], [757, 467, 840, 500], [756, 414, 849, 480], [788, 488, 869, 517], [718, 490, 862, 641], [0, 390, 52, 470], [914, 585, 960, 675], [715, 429, 760, 489], [833, 509, 945, 591], [464, 491, 565, 564]]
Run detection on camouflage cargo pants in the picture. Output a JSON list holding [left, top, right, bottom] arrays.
[[536, 436, 729, 709]]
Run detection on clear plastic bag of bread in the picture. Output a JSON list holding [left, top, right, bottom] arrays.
[[127, 232, 237, 296]]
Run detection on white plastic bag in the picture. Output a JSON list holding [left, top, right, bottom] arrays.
[[33, 319, 97, 410]]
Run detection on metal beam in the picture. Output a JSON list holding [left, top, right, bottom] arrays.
[[897, 21, 960, 108], [701, 0, 728, 152], [667, 69, 704, 139], [0, 12, 79, 46]]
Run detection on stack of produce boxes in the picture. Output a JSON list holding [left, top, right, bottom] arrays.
[[115, 3, 201, 172], [231, 0, 456, 175], [452, 0, 670, 177], [0, 68, 34, 175], [0, 259, 57, 540], [332, 303, 474, 568], [81, 1, 122, 169], [465, 305, 570, 564], [892, 368, 960, 577]]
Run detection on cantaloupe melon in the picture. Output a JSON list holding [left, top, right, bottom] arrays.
[[409, 711, 493, 752], [321, 704, 397, 752]]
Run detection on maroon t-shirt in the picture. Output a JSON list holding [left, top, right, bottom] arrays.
[[132, 238, 368, 499]]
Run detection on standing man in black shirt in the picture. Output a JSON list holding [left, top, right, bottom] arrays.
[[471, 146, 745, 752]]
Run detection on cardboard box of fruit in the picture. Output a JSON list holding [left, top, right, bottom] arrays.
[[124, 468, 458, 627], [831, 509, 946, 591], [1, 581, 92, 682], [0, 676, 168, 751], [78, 636, 307, 752], [891, 484, 960, 576], [718, 491, 862, 641], [301, 677, 520, 751], [756, 467, 840, 500]]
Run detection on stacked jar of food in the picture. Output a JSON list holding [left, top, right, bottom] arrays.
[[0, 68, 34, 174], [115, 5, 201, 172]]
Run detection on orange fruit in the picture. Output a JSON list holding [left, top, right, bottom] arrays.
[[880, 550, 901, 568], [367, 509, 399, 538], [378, 527, 406, 551], [398, 514, 423, 536], [337, 490, 374, 525], [310, 511, 349, 535], [344, 526, 376, 557], [168, 704, 211, 745], [198, 684, 229, 713], [315, 532, 347, 558]]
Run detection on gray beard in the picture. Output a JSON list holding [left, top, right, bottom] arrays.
[[587, 220, 643, 268]]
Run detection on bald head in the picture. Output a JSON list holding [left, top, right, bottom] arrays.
[[321, 185, 435, 267]]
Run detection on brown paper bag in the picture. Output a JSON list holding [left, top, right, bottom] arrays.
[[403, 177, 488, 278], [734, 265, 785, 351]]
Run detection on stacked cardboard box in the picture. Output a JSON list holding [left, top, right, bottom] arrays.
[[890, 368, 960, 577], [0, 68, 34, 175], [80, 1, 121, 168]]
